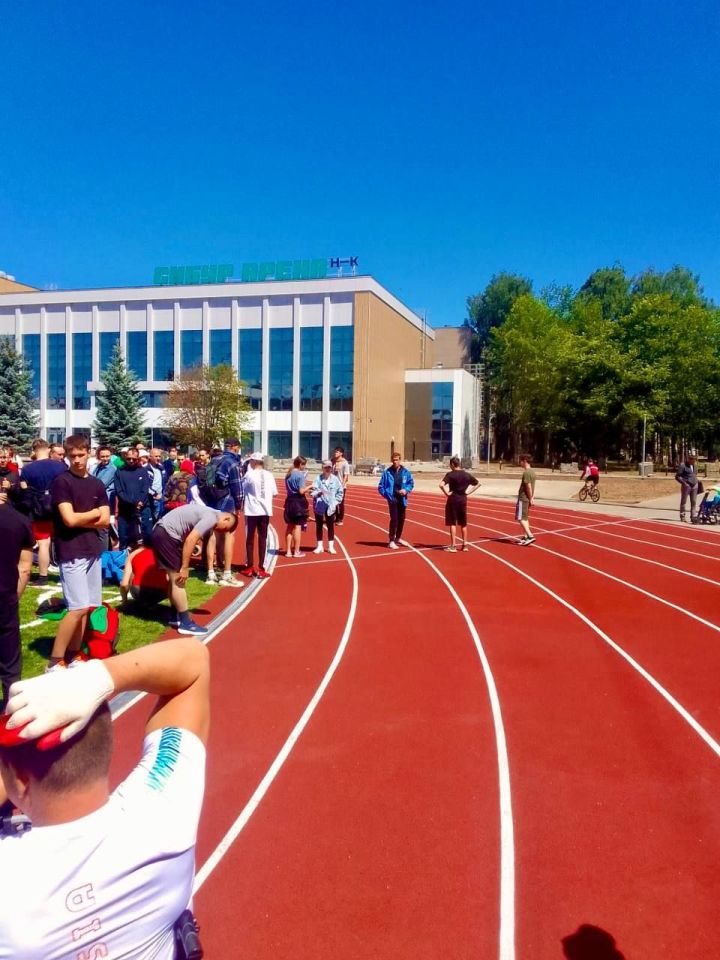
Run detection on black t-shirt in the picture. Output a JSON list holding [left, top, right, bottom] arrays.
[[0, 506, 34, 594], [50, 471, 109, 563], [442, 470, 479, 497]]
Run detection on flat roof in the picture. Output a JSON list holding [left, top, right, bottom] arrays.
[[0, 275, 434, 338]]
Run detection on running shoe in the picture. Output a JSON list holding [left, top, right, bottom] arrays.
[[255, 569, 271, 580], [240, 566, 256, 577], [44, 659, 68, 673], [445, 545, 457, 552], [220, 572, 244, 588], [205, 570, 218, 584], [48, 564, 60, 574], [327, 542, 337, 554], [293, 551, 304, 558], [313, 544, 324, 554], [336, 521, 344, 527], [177, 620, 209, 636], [31, 575, 49, 587], [388, 541, 399, 550], [461, 544, 470, 552], [168, 616, 180, 629], [285, 551, 293, 558], [518, 536, 536, 546]]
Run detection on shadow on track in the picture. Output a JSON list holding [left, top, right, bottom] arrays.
[[562, 924, 627, 959]]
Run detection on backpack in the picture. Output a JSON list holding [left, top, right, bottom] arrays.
[[82, 603, 120, 660], [199, 456, 230, 505], [30, 486, 54, 520], [164, 471, 192, 507]]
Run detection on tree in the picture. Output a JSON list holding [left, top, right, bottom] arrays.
[[162, 364, 252, 450], [0, 341, 38, 451], [575, 265, 631, 321], [465, 272, 533, 358], [93, 342, 147, 448], [631, 265, 707, 307]]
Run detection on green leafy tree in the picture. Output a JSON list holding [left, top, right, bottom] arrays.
[[631, 265, 706, 307], [162, 364, 252, 450], [465, 272, 533, 358], [93, 342, 147, 448], [575, 265, 631, 321], [0, 341, 38, 451]]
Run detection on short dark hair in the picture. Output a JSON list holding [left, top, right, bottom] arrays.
[[97, 445, 112, 455], [449, 456, 461, 468], [334, 447, 345, 455], [225, 438, 241, 448], [218, 512, 239, 533], [0, 704, 112, 794], [31, 438, 49, 453], [64, 434, 90, 453], [519, 453, 532, 463]]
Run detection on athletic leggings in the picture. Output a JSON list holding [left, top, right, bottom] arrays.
[[246, 515, 269, 568], [388, 498, 407, 542], [315, 513, 335, 541]]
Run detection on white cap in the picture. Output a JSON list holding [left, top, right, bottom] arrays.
[[249, 451, 265, 462]]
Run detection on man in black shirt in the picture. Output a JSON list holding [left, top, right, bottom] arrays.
[[439, 456, 480, 551], [114, 447, 152, 548], [49, 435, 110, 670], [0, 500, 33, 710]]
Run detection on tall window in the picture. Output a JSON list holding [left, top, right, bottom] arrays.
[[299, 431, 321, 461], [127, 331, 147, 380], [23, 334, 41, 402], [239, 328, 262, 410], [47, 333, 66, 409], [268, 431, 292, 458], [154, 331, 175, 381], [181, 330, 203, 372], [330, 326, 353, 411], [329, 431, 353, 462], [269, 328, 294, 411], [100, 332, 120, 371], [72, 333, 92, 410], [143, 391, 169, 408], [210, 329, 231, 367], [431, 382, 454, 458], [300, 327, 323, 411]]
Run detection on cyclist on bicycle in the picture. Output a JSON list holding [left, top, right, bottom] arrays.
[[579, 459, 600, 496]]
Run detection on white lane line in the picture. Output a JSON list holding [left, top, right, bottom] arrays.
[[347, 509, 516, 960], [193, 533, 359, 894], [348, 504, 720, 762]]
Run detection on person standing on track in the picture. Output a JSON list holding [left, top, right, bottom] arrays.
[[439, 456, 480, 551], [675, 453, 699, 523], [332, 446, 350, 526], [0, 637, 210, 960], [515, 453, 536, 545], [241, 452, 277, 579], [284, 456, 310, 558], [311, 460, 343, 555], [378, 452, 414, 550]]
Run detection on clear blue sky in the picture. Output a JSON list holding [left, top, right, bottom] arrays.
[[2, 0, 718, 325]]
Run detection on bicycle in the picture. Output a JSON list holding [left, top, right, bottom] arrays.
[[579, 479, 600, 503]]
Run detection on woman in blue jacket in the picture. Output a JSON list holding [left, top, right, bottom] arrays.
[[378, 452, 414, 549]]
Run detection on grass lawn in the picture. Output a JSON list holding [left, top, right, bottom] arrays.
[[19, 572, 220, 679]]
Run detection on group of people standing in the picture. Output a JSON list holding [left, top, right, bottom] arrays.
[[283, 447, 350, 556]]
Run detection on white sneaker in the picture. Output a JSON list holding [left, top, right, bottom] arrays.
[[48, 564, 60, 574], [388, 541, 399, 550], [220, 572, 244, 587], [293, 551, 304, 558], [327, 542, 336, 554], [205, 570, 218, 584], [313, 544, 324, 554], [285, 551, 293, 558]]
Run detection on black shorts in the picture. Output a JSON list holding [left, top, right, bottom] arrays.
[[445, 495, 467, 527], [283, 494, 309, 526], [150, 527, 183, 573]]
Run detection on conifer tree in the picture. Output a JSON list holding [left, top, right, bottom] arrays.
[[93, 342, 147, 448], [0, 340, 39, 451]]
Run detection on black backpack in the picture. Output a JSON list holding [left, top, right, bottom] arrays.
[[199, 456, 230, 505], [30, 485, 54, 520]]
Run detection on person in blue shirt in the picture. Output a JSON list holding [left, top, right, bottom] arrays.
[[378, 452, 414, 549]]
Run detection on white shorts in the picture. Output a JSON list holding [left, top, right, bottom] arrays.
[[59, 556, 103, 611]]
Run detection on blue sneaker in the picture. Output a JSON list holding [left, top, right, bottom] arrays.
[[177, 619, 208, 636], [168, 616, 180, 629]]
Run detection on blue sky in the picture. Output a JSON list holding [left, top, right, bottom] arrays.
[[2, 0, 718, 325]]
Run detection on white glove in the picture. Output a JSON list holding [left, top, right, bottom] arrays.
[[5, 660, 115, 743]]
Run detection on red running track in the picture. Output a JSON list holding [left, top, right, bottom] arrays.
[[107, 486, 720, 959]]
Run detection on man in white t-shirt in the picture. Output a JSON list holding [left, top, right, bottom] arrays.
[[0, 638, 209, 960], [240, 452, 278, 580], [332, 446, 350, 526]]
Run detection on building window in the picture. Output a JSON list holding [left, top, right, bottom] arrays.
[[23, 334, 40, 402], [239, 329, 262, 410], [181, 329, 203, 372], [72, 333, 92, 410], [431, 382, 454, 458], [47, 333, 66, 409], [330, 326, 353, 411], [269, 328, 294, 411], [268, 431, 292, 459], [210, 329, 231, 367], [100, 332, 120, 371], [298, 431, 322, 461], [127, 331, 147, 380], [300, 327, 323, 411], [154, 331, 175, 381], [71, 427, 92, 442], [142, 391, 169, 408], [329, 431, 353, 463]]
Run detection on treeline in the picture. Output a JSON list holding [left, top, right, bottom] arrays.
[[465, 266, 720, 465]]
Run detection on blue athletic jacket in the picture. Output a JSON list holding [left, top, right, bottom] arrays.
[[378, 465, 414, 502]]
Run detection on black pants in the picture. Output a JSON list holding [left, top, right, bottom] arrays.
[[315, 514, 336, 541], [246, 516, 269, 569], [0, 593, 20, 711], [388, 498, 407, 543], [335, 493, 346, 524]]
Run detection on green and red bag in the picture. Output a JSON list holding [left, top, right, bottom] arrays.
[[82, 603, 120, 660]]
